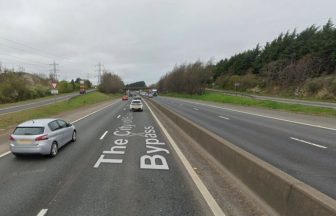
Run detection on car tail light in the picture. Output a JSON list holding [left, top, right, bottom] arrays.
[[35, 134, 48, 141], [9, 135, 15, 141]]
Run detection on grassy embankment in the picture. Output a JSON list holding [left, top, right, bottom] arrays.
[[0, 92, 121, 130], [164, 92, 336, 117]]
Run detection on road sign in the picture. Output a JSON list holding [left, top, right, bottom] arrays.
[[51, 89, 59, 95], [51, 82, 57, 89]]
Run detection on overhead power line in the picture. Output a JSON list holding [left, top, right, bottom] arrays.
[[0, 56, 49, 68], [1, 54, 49, 65], [0, 36, 61, 60], [0, 37, 79, 66]]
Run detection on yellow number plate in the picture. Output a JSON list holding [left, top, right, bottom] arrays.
[[17, 139, 33, 145]]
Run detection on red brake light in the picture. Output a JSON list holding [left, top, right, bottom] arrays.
[[35, 134, 48, 141], [9, 135, 15, 141]]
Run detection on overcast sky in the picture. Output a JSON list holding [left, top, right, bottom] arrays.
[[0, 0, 335, 85]]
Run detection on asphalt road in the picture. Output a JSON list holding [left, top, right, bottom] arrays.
[[153, 96, 336, 199], [0, 99, 212, 216], [0, 89, 96, 116], [207, 88, 336, 109]]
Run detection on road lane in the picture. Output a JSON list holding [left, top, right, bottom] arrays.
[[0, 89, 96, 116], [0, 99, 124, 216], [0, 98, 213, 216], [45, 100, 211, 216], [153, 96, 336, 199]]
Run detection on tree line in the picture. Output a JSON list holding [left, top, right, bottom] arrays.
[[157, 20, 336, 99], [157, 61, 212, 94], [214, 19, 336, 78]]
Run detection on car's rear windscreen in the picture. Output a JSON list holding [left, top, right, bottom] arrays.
[[132, 101, 141, 104], [13, 127, 45, 135]]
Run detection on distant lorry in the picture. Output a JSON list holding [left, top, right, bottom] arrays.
[[80, 80, 86, 94], [152, 89, 158, 96]]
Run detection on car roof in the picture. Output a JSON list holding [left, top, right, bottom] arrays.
[[18, 118, 58, 127]]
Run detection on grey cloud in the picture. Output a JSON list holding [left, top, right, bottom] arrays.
[[0, 0, 335, 84]]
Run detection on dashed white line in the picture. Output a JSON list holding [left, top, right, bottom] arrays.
[[100, 131, 108, 140], [144, 100, 225, 216], [173, 100, 336, 131], [290, 137, 327, 149], [123, 108, 126, 111], [37, 209, 48, 216], [218, 115, 230, 120], [0, 151, 10, 158], [193, 107, 199, 111], [117, 114, 121, 119]]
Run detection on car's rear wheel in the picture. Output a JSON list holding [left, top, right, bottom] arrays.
[[50, 142, 58, 157], [71, 130, 77, 142]]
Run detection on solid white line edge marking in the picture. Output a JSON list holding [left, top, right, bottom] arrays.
[[0, 101, 118, 159], [173, 99, 336, 131], [290, 137, 327, 149], [71, 102, 117, 124], [144, 100, 225, 216], [0, 151, 10, 158], [218, 115, 230, 120], [37, 209, 48, 216], [100, 131, 108, 140]]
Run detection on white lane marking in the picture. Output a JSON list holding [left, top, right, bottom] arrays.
[[218, 115, 230, 120], [37, 209, 48, 216], [193, 107, 199, 111], [123, 108, 126, 111], [71, 101, 118, 124], [144, 100, 225, 216], [0, 151, 11, 158], [290, 137, 327, 149], [117, 114, 121, 119], [172, 99, 336, 131], [100, 131, 108, 140]]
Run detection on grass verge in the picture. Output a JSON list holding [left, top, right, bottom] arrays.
[[164, 92, 336, 117], [0, 91, 82, 109], [0, 92, 120, 130]]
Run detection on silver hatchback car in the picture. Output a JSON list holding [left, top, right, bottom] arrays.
[[9, 118, 76, 157]]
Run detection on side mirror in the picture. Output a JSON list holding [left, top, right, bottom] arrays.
[[66, 123, 72, 127]]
